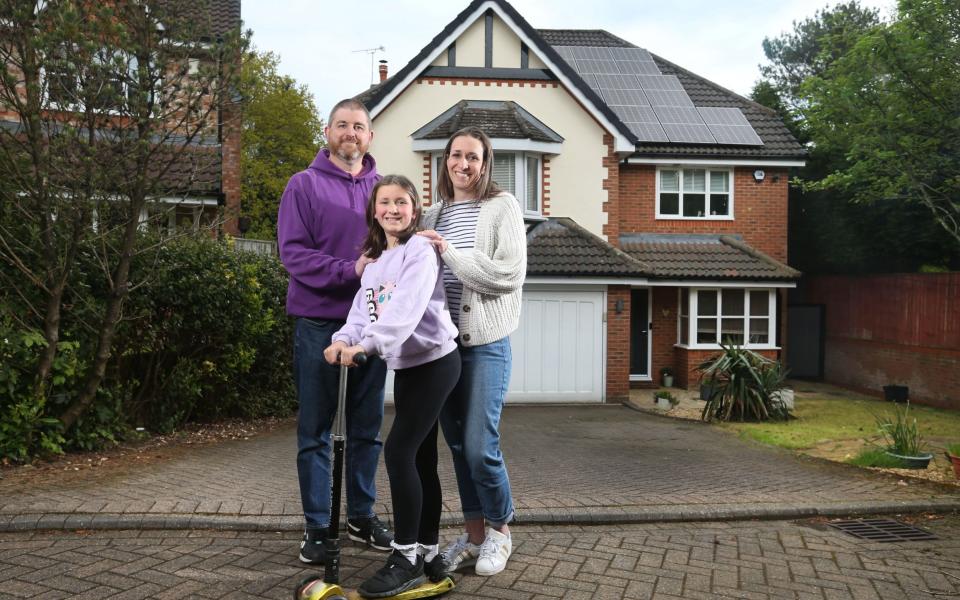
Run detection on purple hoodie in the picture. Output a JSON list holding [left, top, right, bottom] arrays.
[[277, 149, 379, 318], [332, 235, 458, 371]]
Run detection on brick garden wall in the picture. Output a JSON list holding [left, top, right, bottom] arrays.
[[801, 274, 960, 409]]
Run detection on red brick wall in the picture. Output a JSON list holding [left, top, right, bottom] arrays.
[[606, 286, 631, 402], [220, 97, 241, 236], [617, 165, 789, 261], [803, 273, 960, 409], [676, 348, 778, 390]]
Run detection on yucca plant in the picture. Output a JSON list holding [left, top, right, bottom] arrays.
[[697, 343, 789, 422]]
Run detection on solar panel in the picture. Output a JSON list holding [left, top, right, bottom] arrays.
[[644, 89, 695, 107], [614, 60, 661, 75], [553, 46, 576, 61], [654, 106, 705, 125], [636, 75, 684, 91], [609, 47, 654, 62], [612, 105, 658, 123], [661, 123, 717, 144], [594, 74, 642, 90], [626, 122, 670, 142], [574, 59, 621, 74], [698, 107, 764, 145], [602, 88, 650, 107]]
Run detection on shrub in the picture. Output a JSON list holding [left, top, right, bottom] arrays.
[[697, 343, 790, 422], [873, 403, 926, 457]]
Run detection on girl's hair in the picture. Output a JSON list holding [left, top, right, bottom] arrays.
[[435, 126, 502, 202], [361, 174, 422, 259]]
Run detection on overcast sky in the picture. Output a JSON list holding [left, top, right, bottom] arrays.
[[242, 0, 893, 121]]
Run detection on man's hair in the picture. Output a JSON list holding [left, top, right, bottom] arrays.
[[327, 98, 372, 129], [435, 126, 502, 203]]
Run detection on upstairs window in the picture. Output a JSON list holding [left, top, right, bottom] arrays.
[[657, 167, 733, 219], [433, 150, 542, 216]]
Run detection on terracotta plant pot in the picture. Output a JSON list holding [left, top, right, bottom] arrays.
[[946, 452, 960, 479]]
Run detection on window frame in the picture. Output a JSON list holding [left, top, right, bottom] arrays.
[[432, 150, 543, 217], [675, 287, 777, 350], [656, 166, 735, 220]]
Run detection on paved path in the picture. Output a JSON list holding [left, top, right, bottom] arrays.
[[1, 517, 958, 599], [1, 405, 957, 531]]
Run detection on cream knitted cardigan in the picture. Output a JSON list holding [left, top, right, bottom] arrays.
[[421, 192, 526, 347]]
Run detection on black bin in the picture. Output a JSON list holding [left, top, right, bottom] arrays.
[[883, 385, 909, 403]]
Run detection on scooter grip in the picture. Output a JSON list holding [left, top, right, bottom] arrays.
[[353, 352, 367, 366]]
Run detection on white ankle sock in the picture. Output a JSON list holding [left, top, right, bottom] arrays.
[[419, 543, 439, 561], [391, 541, 418, 564]]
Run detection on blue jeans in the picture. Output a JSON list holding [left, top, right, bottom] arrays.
[[439, 337, 514, 527], [294, 318, 387, 530]]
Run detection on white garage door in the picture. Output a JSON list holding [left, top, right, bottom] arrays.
[[384, 287, 606, 404], [507, 287, 605, 403]]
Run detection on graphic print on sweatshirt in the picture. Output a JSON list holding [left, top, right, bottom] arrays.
[[364, 281, 397, 323]]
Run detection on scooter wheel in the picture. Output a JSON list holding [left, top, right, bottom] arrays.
[[294, 575, 347, 600]]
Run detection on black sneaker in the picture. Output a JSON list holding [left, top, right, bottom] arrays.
[[424, 553, 452, 582], [357, 551, 426, 599], [347, 515, 393, 551], [299, 529, 326, 565]]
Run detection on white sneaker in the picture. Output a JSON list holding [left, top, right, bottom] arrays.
[[475, 527, 511, 576], [440, 533, 480, 572]]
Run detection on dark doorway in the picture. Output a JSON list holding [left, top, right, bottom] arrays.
[[630, 289, 650, 377], [787, 304, 824, 378]]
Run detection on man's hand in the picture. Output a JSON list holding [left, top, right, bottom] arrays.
[[323, 340, 348, 365], [417, 229, 447, 254], [355, 254, 376, 277]]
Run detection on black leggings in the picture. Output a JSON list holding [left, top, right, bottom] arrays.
[[386, 348, 461, 546]]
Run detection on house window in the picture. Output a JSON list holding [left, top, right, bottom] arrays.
[[433, 150, 542, 216], [45, 47, 145, 113], [677, 288, 776, 348], [657, 167, 733, 219]]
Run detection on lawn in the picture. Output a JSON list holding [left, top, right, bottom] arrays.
[[714, 383, 960, 486]]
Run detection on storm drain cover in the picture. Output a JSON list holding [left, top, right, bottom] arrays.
[[828, 518, 937, 542]]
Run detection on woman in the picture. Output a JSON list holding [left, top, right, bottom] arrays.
[[418, 126, 526, 577]]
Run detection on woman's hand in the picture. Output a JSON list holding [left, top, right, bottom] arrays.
[[355, 254, 376, 277], [417, 229, 447, 254], [323, 341, 348, 365], [338, 344, 367, 367]]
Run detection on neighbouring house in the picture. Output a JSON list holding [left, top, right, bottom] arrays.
[[0, 0, 242, 236], [360, 0, 805, 403]]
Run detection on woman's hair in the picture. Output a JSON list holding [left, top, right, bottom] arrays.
[[361, 174, 422, 259], [435, 126, 502, 202]]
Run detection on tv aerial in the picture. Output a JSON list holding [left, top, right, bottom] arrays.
[[353, 46, 386, 86]]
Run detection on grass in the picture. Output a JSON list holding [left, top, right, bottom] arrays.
[[848, 448, 911, 468], [718, 390, 960, 453], [948, 443, 960, 456]]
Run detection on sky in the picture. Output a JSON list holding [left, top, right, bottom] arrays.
[[241, 0, 894, 121]]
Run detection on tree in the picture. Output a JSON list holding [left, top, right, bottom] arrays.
[[240, 50, 323, 240], [801, 0, 960, 246], [0, 0, 248, 437]]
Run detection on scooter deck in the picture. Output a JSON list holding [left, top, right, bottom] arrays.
[[298, 577, 454, 600], [345, 577, 455, 600]]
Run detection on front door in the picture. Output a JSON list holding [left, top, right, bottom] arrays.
[[630, 288, 650, 379]]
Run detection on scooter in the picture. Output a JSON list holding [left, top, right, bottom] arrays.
[[295, 353, 455, 600]]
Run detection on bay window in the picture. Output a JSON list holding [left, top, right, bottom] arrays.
[[677, 288, 776, 348], [434, 150, 542, 216]]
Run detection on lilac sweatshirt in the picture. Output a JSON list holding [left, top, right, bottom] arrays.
[[332, 235, 458, 371], [277, 149, 380, 318]]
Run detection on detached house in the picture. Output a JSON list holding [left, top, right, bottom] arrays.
[[361, 0, 805, 403]]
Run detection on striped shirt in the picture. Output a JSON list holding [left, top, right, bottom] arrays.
[[434, 201, 481, 326]]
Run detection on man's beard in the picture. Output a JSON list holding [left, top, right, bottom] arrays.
[[331, 140, 363, 163]]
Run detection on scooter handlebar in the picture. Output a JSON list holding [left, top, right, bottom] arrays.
[[353, 352, 367, 366]]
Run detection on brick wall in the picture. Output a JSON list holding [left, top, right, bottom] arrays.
[[220, 97, 241, 236], [617, 165, 789, 261], [606, 286, 631, 402], [676, 348, 779, 390], [801, 273, 960, 409]]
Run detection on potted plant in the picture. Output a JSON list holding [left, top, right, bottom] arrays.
[[875, 403, 932, 469], [653, 390, 678, 410], [945, 443, 960, 479], [660, 367, 674, 388]]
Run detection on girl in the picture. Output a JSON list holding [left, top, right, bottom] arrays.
[[324, 174, 460, 598], [418, 127, 526, 577]]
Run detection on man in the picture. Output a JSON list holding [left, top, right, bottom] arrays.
[[278, 98, 393, 564]]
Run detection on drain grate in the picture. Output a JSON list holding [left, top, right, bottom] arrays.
[[828, 518, 938, 542]]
